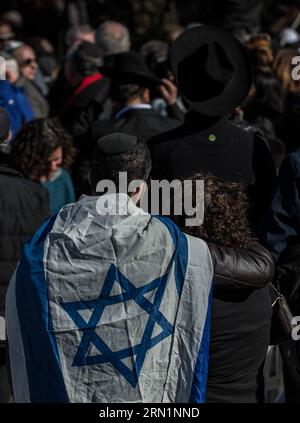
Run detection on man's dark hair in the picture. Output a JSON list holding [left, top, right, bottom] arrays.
[[110, 83, 145, 106], [90, 139, 152, 194]]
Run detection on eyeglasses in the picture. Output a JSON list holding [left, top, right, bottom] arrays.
[[20, 58, 37, 67]]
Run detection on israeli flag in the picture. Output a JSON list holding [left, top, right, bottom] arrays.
[[6, 194, 213, 403]]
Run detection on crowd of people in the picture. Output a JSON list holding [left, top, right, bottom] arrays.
[[1, 0, 300, 404]]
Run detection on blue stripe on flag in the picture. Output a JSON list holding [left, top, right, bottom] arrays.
[[153, 216, 188, 295], [189, 286, 213, 403], [15, 215, 69, 403]]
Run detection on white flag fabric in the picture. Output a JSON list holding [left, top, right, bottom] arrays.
[[6, 194, 213, 403]]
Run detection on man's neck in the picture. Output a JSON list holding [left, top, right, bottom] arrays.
[[127, 98, 145, 107]]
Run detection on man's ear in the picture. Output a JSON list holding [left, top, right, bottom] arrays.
[[87, 169, 92, 186], [131, 180, 147, 205], [142, 88, 150, 103], [87, 169, 97, 195]]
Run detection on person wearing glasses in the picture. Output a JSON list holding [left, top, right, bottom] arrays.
[[12, 43, 49, 118]]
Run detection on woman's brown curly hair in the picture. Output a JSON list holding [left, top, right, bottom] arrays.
[[173, 173, 253, 248], [10, 118, 77, 181]]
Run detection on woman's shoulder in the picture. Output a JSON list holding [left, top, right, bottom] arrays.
[[208, 240, 274, 290], [45, 168, 73, 184], [58, 168, 73, 182]]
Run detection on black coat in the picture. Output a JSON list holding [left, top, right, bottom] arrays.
[[92, 107, 180, 143], [149, 112, 277, 227], [207, 241, 274, 403], [0, 156, 49, 317], [60, 76, 111, 141]]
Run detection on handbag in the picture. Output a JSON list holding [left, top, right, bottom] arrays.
[[269, 281, 298, 345]]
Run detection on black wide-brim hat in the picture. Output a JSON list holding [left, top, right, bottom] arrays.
[[99, 51, 162, 88], [170, 25, 253, 116]]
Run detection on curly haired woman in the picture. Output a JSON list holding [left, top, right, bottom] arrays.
[[10, 118, 77, 215], [172, 173, 274, 403]]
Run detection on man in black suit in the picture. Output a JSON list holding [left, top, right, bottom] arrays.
[[91, 51, 180, 143], [148, 25, 276, 230]]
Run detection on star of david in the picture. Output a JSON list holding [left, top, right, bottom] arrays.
[[61, 264, 173, 387]]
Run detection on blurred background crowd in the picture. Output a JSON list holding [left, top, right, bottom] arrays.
[[1, 0, 300, 200]]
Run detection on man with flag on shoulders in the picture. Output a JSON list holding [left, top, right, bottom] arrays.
[[5, 132, 213, 403]]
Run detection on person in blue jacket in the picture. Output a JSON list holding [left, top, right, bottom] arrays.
[[0, 53, 34, 137]]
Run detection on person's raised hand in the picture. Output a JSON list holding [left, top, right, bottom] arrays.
[[158, 78, 178, 105]]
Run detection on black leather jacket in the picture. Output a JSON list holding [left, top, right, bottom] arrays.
[[209, 241, 275, 290], [206, 240, 274, 403]]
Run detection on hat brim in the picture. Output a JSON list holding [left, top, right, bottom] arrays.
[[99, 67, 162, 88], [171, 25, 253, 116]]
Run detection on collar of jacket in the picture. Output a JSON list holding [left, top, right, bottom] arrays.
[[184, 110, 225, 130], [0, 153, 25, 178]]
